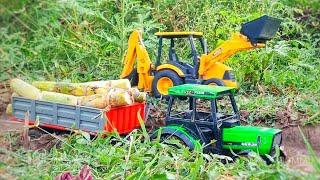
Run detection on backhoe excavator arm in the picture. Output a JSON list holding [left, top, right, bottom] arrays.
[[198, 33, 265, 77], [120, 30, 153, 91]]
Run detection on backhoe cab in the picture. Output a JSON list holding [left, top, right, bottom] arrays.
[[120, 15, 281, 97], [152, 84, 285, 161]]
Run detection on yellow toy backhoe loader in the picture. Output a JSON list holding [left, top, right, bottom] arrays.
[[120, 15, 281, 97]]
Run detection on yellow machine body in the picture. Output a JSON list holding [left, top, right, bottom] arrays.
[[120, 31, 264, 94], [156, 64, 185, 77], [198, 33, 265, 88], [120, 30, 154, 91], [123, 30, 274, 98], [120, 16, 280, 96]]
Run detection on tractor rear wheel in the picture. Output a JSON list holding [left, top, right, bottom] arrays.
[[150, 127, 201, 151], [203, 78, 225, 86], [152, 70, 183, 98]]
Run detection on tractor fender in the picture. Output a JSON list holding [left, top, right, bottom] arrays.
[[203, 78, 225, 86], [151, 125, 201, 150], [156, 64, 185, 77]]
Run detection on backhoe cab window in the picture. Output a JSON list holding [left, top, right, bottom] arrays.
[[172, 38, 193, 65], [161, 37, 204, 65]]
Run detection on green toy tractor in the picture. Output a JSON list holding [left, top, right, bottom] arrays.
[[152, 84, 285, 161]]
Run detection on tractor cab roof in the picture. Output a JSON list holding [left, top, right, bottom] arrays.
[[155, 32, 203, 38], [168, 84, 237, 100]]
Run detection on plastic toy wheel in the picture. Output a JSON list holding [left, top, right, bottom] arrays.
[[203, 78, 225, 86], [150, 126, 201, 151], [28, 128, 44, 139], [159, 134, 188, 149], [152, 70, 183, 98]]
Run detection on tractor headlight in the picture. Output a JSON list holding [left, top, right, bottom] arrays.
[[272, 133, 282, 148]]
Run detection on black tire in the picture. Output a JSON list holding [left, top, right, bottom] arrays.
[[152, 70, 183, 98], [124, 68, 139, 86], [203, 78, 225, 86], [28, 128, 43, 139], [150, 128, 198, 150]]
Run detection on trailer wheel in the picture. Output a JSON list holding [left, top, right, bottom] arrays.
[[152, 70, 183, 98], [28, 128, 43, 139]]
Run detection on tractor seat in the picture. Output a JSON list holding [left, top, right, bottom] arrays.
[[169, 48, 193, 74], [169, 48, 179, 62]]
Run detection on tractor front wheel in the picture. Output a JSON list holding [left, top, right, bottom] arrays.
[[152, 70, 183, 98]]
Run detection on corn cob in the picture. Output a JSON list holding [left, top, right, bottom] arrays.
[[11, 92, 20, 97], [40, 91, 78, 105], [10, 78, 41, 100], [78, 94, 107, 109], [82, 79, 131, 90], [32, 81, 108, 96], [107, 88, 132, 107], [129, 88, 147, 103], [78, 88, 133, 108], [6, 104, 12, 115]]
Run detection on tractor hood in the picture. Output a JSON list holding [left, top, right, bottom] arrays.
[[222, 126, 282, 155]]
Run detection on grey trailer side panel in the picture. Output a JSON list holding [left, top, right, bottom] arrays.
[[12, 97, 105, 132]]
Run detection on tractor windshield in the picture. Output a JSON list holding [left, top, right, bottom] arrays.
[[167, 94, 239, 125]]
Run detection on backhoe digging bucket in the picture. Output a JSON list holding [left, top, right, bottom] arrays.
[[240, 15, 281, 44]]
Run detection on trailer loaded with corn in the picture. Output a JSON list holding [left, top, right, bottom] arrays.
[[8, 78, 285, 162], [9, 78, 146, 134]]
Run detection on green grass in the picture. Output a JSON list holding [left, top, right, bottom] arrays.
[[1, 0, 319, 125], [1, 129, 318, 179], [0, 0, 319, 178], [1, 0, 319, 91]]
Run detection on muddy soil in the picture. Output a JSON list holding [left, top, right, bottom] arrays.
[[282, 126, 320, 172], [0, 81, 11, 117]]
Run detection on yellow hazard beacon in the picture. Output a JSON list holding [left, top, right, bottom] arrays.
[[120, 15, 281, 98]]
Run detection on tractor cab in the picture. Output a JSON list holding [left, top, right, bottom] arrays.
[[165, 84, 240, 153], [154, 32, 207, 79], [153, 84, 285, 160]]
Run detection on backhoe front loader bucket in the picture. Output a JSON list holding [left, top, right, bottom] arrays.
[[240, 15, 281, 44]]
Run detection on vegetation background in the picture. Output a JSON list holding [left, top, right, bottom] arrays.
[[0, 0, 319, 179]]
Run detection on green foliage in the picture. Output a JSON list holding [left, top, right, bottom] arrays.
[[1, 0, 319, 94], [0, 0, 161, 82], [0, 130, 308, 179]]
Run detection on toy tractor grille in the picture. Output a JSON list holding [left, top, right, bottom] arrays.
[[240, 15, 281, 44], [272, 133, 282, 148]]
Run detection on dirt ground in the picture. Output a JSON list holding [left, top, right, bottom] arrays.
[[282, 125, 320, 172]]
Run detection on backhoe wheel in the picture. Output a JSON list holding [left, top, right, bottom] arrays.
[[203, 78, 225, 86], [152, 70, 183, 98]]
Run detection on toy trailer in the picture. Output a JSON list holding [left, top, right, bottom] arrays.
[[10, 96, 145, 135], [152, 84, 285, 160]]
